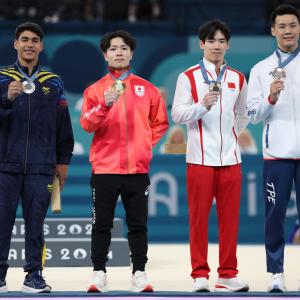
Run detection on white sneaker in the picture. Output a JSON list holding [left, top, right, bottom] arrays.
[[215, 277, 249, 292], [267, 273, 287, 292], [87, 271, 109, 293], [193, 277, 210, 292], [130, 271, 153, 292]]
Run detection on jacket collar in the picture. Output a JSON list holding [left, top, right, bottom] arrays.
[[108, 66, 130, 79], [202, 58, 226, 74], [14, 60, 40, 76]]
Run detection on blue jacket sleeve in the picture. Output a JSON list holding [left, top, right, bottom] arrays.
[[55, 79, 74, 165], [0, 78, 14, 116]]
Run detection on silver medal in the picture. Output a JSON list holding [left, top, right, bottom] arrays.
[[209, 81, 222, 93], [270, 67, 286, 81], [22, 80, 36, 94]]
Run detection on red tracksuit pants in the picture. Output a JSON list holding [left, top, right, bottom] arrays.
[[186, 163, 242, 279]]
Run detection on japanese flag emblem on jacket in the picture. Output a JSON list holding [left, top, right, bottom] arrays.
[[134, 85, 145, 97]]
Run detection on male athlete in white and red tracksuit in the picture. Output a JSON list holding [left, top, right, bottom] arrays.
[[172, 20, 249, 292]]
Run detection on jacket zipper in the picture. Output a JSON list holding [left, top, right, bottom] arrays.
[[292, 88, 299, 152], [219, 93, 223, 165], [123, 93, 129, 173], [24, 94, 31, 173]]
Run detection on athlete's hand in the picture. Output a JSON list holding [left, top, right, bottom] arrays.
[[56, 164, 69, 191], [104, 87, 120, 107], [269, 79, 284, 104], [203, 91, 219, 110], [7, 81, 23, 101]]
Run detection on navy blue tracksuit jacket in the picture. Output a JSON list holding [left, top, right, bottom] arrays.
[[0, 62, 74, 174]]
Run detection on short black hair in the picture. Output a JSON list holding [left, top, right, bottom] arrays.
[[198, 19, 230, 42], [270, 4, 300, 27], [100, 30, 136, 52], [15, 22, 44, 40]]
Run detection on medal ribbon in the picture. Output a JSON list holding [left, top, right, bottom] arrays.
[[275, 46, 300, 68], [199, 58, 227, 85], [109, 69, 131, 81], [17, 64, 40, 83]]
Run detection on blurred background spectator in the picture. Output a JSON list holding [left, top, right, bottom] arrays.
[[238, 128, 258, 155], [165, 125, 186, 145], [0, 0, 298, 34], [128, 0, 163, 22], [0, 0, 296, 37], [0, 0, 299, 30], [160, 125, 186, 154], [0, 0, 164, 22]]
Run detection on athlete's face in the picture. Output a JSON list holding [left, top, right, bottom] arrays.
[[14, 30, 43, 65], [200, 30, 229, 66], [271, 14, 300, 52], [103, 37, 133, 70]]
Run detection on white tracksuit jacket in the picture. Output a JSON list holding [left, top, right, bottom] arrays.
[[172, 58, 248, 166], [247, 50, 300, 159]]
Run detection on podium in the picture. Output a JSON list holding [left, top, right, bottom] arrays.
[[9, 218, 130, 267]]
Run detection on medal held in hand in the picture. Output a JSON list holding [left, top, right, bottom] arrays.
[[272, 47, 300, 81], [209, 81, 222, 93], [17, 64, 39, 95], [22, 80, 36, 94], [112, 79, 126, 95], [269, 67, 286, 81]]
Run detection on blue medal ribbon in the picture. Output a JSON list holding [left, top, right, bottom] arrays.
[[199, 58, 227, 85], [17, 64, 40, 83], [109, 69, 131, 81], [275, 46, 300, 68]]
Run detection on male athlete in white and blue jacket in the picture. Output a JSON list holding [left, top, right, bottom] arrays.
[[247, 4, 300, 292]]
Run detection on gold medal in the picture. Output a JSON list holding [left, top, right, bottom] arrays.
[[112, 80, 126, 94]]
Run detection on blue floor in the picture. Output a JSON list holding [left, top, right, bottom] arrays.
[[1, 291, 300, 298]]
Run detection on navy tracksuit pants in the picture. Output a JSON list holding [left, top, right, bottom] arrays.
[[263, 160, 300, 273], [0, 172, 52, 280]]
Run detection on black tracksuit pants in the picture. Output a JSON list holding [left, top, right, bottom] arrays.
[[90, 174, 150, 273]]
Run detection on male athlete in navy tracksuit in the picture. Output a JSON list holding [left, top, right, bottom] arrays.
[[0, 22, 74, 293]]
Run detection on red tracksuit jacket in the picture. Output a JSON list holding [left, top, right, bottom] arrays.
[[80, 72, 169, 174]]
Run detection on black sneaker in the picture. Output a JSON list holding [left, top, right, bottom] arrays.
[[22, 270, 51, 293], [0, 278, 8, 293]]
